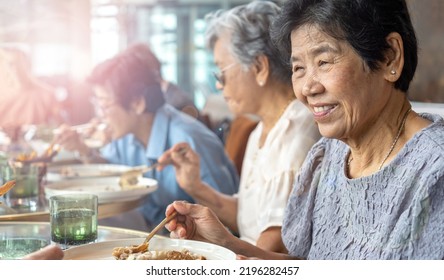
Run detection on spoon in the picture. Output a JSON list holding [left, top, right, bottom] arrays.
[[132, 211, 178, 253], [0, 180, 16, 196], [119, 148, 187, 188]]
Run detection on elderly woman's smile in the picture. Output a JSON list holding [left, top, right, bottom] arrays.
[[312, 104, 337, 115]]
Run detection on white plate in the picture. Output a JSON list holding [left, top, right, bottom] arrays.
[[63, 237, 236, 260], [47, 164, 133, 182], [44, 177, 158, 203]]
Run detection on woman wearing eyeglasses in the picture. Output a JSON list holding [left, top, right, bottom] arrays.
[[158, 1, 320, 253], [53, 44, 239, 230]]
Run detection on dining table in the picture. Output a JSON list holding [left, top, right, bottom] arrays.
[[0, 221, 157, 260]]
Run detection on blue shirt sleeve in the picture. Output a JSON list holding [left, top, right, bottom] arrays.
[[141, 105, 239, 226]]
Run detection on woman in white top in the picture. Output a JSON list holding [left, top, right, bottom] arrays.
[[158, 1, 320, 253]]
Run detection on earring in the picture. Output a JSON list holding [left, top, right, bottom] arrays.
[[258, 81, 264, 86], [390, 70, 396, 75]]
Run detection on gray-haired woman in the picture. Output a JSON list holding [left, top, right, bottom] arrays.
[[158, 0, 320, 254]]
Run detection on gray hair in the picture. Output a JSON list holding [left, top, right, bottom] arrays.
[[205, 0, 291, 84]]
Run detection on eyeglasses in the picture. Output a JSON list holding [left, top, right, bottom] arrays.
[[212, 63, 237, 87], [90, 95, 117, 114]]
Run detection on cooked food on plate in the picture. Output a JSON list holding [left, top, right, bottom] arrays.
[[112, 246, 206, 260], [118, 176, 139, 190]]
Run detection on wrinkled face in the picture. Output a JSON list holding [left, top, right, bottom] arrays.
[[93, 85, 137, 140], [290, 25, 388, 140], [213, 33, 261, 116]]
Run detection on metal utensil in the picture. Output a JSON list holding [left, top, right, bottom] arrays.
[[119, 148, 186, 188]]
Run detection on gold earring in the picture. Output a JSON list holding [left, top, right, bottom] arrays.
[[390, 70, 396, 75]]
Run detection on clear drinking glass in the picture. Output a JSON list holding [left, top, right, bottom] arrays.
[[0, 238, 49, 259], [3, 163, 39, 210], [49, 193, 98, 249], [0, 223, 50, 260]]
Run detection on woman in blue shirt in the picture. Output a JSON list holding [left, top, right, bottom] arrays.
[[54, 44, 239, 227]]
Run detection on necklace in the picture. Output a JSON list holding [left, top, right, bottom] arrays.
[[347, 108, 412, 172], [378, 108, 411, 170]]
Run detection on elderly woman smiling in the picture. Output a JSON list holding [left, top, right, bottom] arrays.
[[165, 0, 444, 259]]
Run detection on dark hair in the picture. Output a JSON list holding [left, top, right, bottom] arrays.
[[88, 46, 165, 113], [126, 43, 162, 77], [271, 0, 418, 92]]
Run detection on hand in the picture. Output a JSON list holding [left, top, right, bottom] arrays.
[[53, 124, 90, 156], [86, 118, 112, 145], [22, 245, 64, 260], [82, 118, 101, 138], [157, 143, 202, 194], [165, 201, 234, 247]]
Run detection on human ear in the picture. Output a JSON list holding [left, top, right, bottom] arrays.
[[253, 54, 270, 87], [384, 32, 404, 82], [132, 96, 146, 115]]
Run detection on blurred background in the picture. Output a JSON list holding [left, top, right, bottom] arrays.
[[0, 0, 442, 126]]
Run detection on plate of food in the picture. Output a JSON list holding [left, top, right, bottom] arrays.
[[63, 237, 236, 260], [46, 164, 133, 182], [44, 177, 158, 203]]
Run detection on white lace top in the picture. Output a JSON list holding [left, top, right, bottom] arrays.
[[283, 113, 444, 259], [237, 100, 320, 245]]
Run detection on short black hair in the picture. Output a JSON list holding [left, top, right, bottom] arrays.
[[126, 43, 162, 76], [271, 0, 418, 92], [88, 46, 165, 113]]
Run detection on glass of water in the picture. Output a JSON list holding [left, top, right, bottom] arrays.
[[0, 238, 49, 259], [3, 163, 39, 210], [49, 193, 98, 249]]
